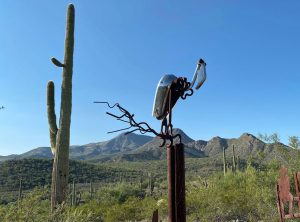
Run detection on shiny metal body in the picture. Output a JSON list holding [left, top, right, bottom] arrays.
[[152, 74, 177, 120]]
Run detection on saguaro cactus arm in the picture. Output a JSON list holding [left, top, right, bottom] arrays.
[[47, 81, 58, 155], [51, 57, 64, 67]]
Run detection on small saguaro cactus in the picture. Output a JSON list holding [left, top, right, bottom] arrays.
[[71, 180, 76, 206], [236, 155, 240, 171], [47, 4, 75, 211], [222, 147, 227, 176], [18, 177, 22, 202], [89, 181, 93, 199], [140, 174, 143, 190], [147, 172, 155, 195], [232, 145, 236, 172]]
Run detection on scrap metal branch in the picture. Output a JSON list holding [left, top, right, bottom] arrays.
[[94, 101, 181, 147]]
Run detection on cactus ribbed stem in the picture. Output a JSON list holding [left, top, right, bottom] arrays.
[[47, 81, 58, 154], [18, 177, 22, 202], [232, 145, 236, 172], [140, 174, 143, 190], [89, 181, 93, 199], [223, 147, 227, 176], [237, 155, 240, 171], [148, 172, 152, 195], [49, 4, 75, 211], [71, 180, 76, 206]]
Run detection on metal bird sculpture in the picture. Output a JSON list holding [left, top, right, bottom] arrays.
[[152, 59, 206, 142], [95, 58, 207, 146]]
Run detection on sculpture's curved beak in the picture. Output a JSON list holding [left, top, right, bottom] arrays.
[[152, 74, 177, 120], [190, 59, 206, 90]]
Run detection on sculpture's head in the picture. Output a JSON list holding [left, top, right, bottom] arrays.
[[152, 59, 206, 120]]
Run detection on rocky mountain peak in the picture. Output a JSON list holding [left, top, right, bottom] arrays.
[[239, 133, 258, 141], [172, 128, 194, 143]]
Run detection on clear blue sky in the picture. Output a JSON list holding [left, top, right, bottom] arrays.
[[0, 1, 299, 155]]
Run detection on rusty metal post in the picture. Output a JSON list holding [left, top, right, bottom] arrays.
[[167, 145, 176, 222], [276, 183, 284, 222], [175, 143, 186, 222], [152, 209, 159, 222], [294, 172, 300, 212]]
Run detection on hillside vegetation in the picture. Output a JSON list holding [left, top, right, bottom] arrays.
[[0, 159, 141, 198], [1, 161, 299, 221]]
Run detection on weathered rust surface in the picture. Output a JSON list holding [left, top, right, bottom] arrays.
[[294, 172, 300, 211], [276, 184, 284, 222], [175, 143, 186, 222], [276, 167, 300, 221], [278, 167, 291, 202], [152, 209, 159, 222], [167, 145, 176, 222], [294, 172, 300, 195]]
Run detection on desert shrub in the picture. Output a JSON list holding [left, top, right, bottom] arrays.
[[0, 183, 160, 222], [87, 183, 161, 221], [0, 187, 103, 222], [0, 187, 49, 222], [186, 165, 278, 222]]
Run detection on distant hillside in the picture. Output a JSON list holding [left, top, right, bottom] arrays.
[[101, 130, 299, 163], [111, 129, 205, 162], [20, 147, 52, 159], [0, 159, 142, 192], [70, 133, 153, 160], [206, 133, 300, 165], [1, 129, 299, 164], [0, 132, 153, 162], [0, 154, 18, 162]]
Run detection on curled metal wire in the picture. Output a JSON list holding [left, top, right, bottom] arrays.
[[94, 101, 181, 147], [170, 77, 194, 102], [94, 101, 119, 108]]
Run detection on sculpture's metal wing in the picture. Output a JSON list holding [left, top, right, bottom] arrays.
[[152, 74, 177, 120]]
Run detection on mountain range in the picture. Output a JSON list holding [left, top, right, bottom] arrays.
[[0, 129, 298, 163]]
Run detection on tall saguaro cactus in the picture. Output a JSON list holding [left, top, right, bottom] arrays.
[[47, 4, 75, 211]]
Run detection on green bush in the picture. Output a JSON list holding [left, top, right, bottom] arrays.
[[186, 165, 278, 221], [0, 184, 160, 222]]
